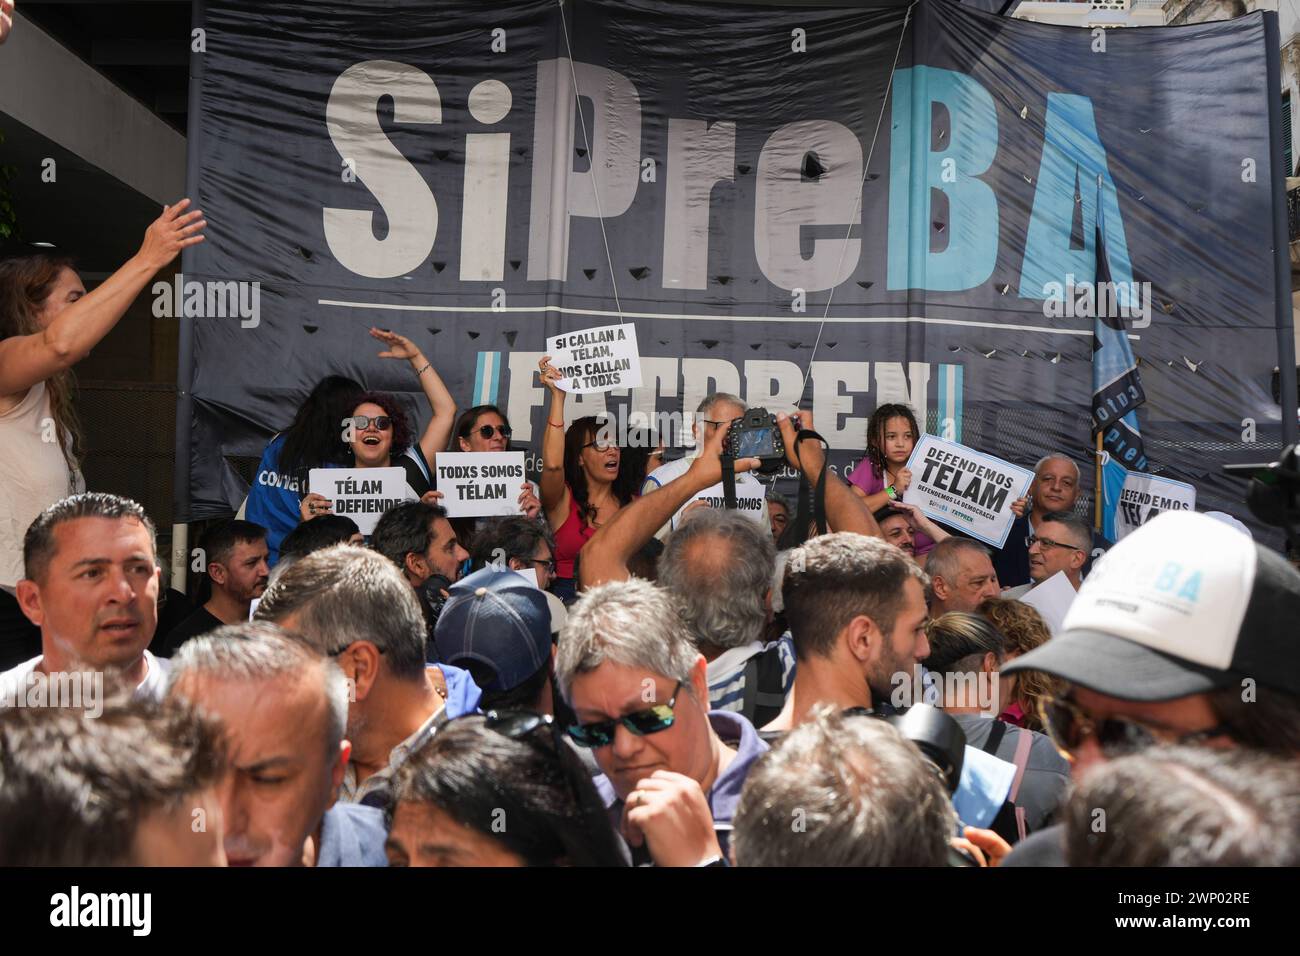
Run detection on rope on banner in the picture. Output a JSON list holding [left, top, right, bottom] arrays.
[[556, 0, 625, 324], [797, 2, 917, 401]]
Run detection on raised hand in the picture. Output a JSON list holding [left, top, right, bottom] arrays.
[[518, 482, 541, 519], [538, 355, 564, 394], [370, 327, 421, 362], [137, 199, 206, 271], [0, 1, 15, 45]]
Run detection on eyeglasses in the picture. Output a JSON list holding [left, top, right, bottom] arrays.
[[1040, 695, 1230, 761], [1026, 535, 1084, 553], [476, 423, 512, 440], [567, 680, 683, 748], [482, 709, 555, 740], [348, 415, 392, 431], [582, 439, 614, 452], [527, 557, 556, 575]]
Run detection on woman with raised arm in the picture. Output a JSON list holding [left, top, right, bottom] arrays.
[[0, 201, 205, 666], [537, 356, 633, 603], [298, 329, 458, 523]]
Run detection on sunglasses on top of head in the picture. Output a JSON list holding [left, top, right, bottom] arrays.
[[566, 680, 683, 748]]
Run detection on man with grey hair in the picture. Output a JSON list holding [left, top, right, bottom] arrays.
[[995, 452, 1108, 587], [927, 537, 1001, 617], [167, 623, 387, 866], [658, 508, 794, 727], [557, 578, 768, 866], [640, 392, 769, 540], [733, 705, 957, 866], [583, 409, 881, 589], [253, 545, 480, 810]]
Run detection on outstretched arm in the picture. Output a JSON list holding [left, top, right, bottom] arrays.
[[370, 328, 456, 466], [579, 422, 760, 588], [537, 356, 571, 527], [776, 411, 882, 539], [0, 200, 206, 396]]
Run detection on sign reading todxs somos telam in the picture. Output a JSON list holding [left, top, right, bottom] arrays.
[[904, 435, 1034, 549], [436, 452, 527, 518]]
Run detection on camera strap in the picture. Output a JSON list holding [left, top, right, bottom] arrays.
[[792, 429, 829, 536], [720, 454, 738, 509]]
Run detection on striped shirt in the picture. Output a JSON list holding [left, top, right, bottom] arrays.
[[706, 634, 796, 713]]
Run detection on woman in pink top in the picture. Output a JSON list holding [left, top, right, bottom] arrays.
[[846, 403, 936, 559], [537, 356, 633, 603]]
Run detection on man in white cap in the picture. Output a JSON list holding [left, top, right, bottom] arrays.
[[999, 510, 1300, 865]]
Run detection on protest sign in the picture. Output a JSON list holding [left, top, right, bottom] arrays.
[[676, 482, 766, 528], [1114, 472, 1196, 541], [546, 324, 642, 394], [1020, 572, 1078, 637], [435, 452, 527, 518], [904, 436, 1033, 549], [308, 467, 407, 535]]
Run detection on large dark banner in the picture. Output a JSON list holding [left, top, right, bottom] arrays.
[[181, 0, 1295, 538]]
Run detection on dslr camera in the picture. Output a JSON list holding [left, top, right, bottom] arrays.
[[723, 407, 787, 475]]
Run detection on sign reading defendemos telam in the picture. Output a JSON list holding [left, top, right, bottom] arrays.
[[436, 451, 528, 518], [308, 467, 407, 535], [546, 324, 642, 394], [1115, 472, 1196, 541], [904, 436, 1034, 549]]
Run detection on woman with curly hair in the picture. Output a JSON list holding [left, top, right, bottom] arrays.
[[297, 328, 457, 523], [536, 356, 634, 603], [975, 597, 1062, 733]]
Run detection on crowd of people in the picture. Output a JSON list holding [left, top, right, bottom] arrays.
[[1, 203, 1299, 868]]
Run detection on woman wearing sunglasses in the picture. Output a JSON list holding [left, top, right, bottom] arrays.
[[385, 711, 628, 867], [536, 356, 636, 604], [448, 405, 542, 524], [298, 328, 457, 522]]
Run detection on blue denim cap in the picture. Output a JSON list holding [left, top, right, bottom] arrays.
[[433, 567, 551, 692]]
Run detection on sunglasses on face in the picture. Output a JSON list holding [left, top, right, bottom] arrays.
[[1026, 535, 1083, 553], [476, 423, 512, 440], [567, 680, 683, 748], [349, 415, 392, 431], [1040, 694, 1229, 761]]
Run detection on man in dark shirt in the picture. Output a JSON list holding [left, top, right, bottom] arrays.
[[993, 454, 1108, 589], [156, 520, 268, 657]]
